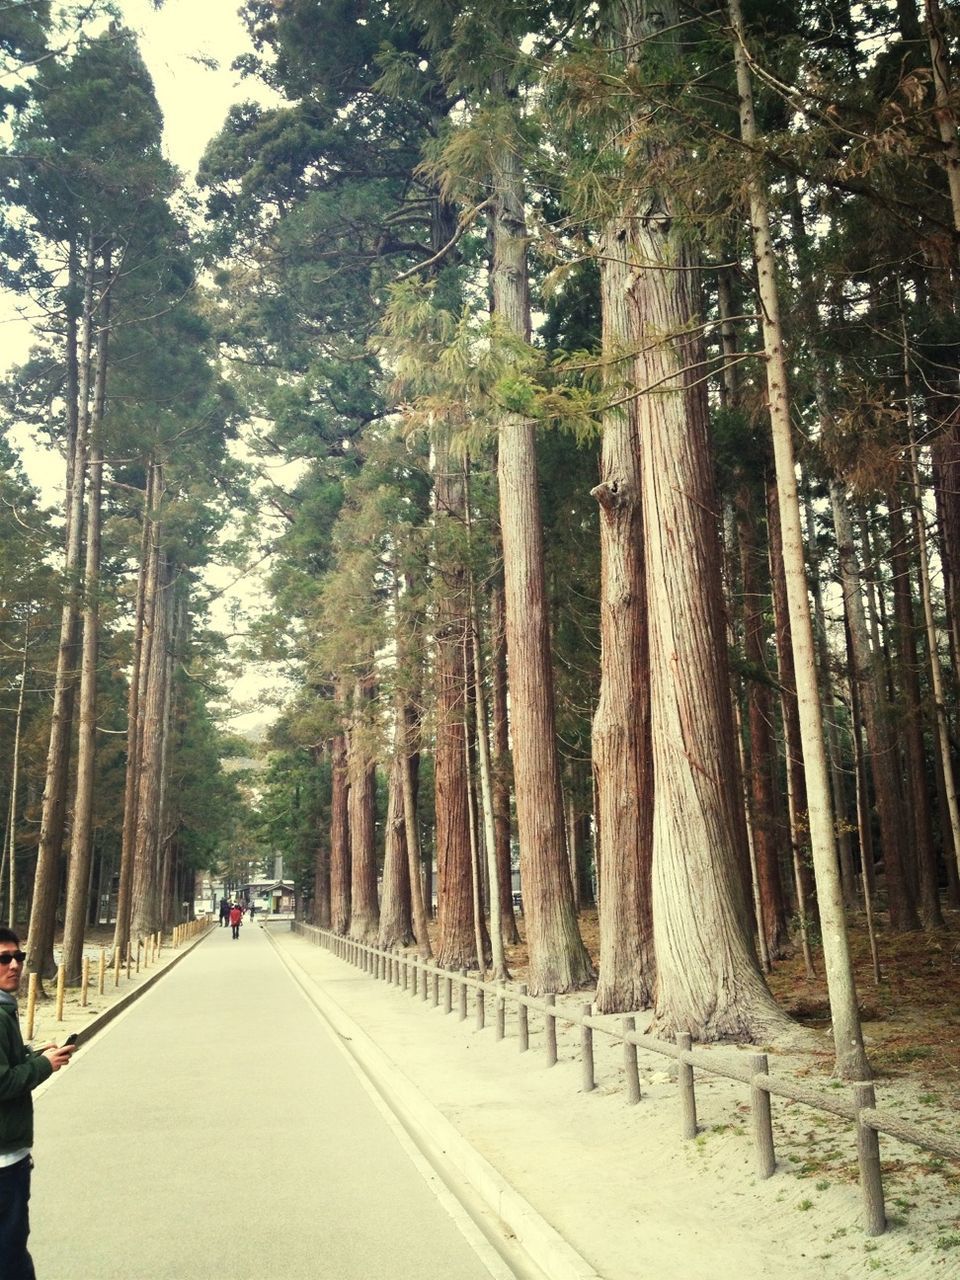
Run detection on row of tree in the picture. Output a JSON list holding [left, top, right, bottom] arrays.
[[198, 0, 960, 1080], [0, 6, 253, 983]]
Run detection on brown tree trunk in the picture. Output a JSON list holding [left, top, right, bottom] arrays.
[[378, 723, 413, 950], [347, 681, 378, 942], [432, 445, 478, 970], [490, 76, 592, 995], [27, 235, 94, 984], [312, 746, 331, 929], [888, 492, 943, 928], [489, 578, 519, 943], [329, 722, 351, 935], [831, 481, 918, 930]]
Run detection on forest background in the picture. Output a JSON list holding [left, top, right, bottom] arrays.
[[1, 0, 959, 1099]]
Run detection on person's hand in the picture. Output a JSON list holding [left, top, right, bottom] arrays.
[[42, 1044, 75, 1071]]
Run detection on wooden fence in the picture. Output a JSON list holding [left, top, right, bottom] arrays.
[[294, 921, 960, 1238]]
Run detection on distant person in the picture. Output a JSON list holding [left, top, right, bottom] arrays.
[[218, 898, 229, 928], [229, 904, 243, 940], [248, 903, 256, 923], [0, 927, 75, 1279]]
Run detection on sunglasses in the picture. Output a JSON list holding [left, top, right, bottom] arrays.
[[0, 951, 26, 965]]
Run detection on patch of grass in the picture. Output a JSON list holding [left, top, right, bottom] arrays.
[[815, 1179, 830, 1191], [797, 1199, 814, 1211], [935, 1234, 960, 1251]]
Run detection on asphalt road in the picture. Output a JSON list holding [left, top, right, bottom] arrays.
[[29, 922, 512, 1280]]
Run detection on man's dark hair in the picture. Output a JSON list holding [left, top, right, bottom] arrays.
[[0, 927, 21, 947]]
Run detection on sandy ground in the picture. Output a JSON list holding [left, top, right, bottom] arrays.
[[32, 920, 960, 1280], [270, 928, 960, 1280]]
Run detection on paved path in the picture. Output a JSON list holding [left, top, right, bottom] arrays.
[[29, 922, 512, 1280]]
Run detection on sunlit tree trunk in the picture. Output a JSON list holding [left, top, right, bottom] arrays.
[[347, 680, 379, 943], [329, 716, 351, 935], [489, 577, 519, 943], [378, 720, 413, 950]]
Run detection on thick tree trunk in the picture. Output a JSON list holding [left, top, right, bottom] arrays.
[[312, 746, 331, 929], [329, 724, 351, 935], [378, 724, 413, 950], [490, 80, 592, 995], [6, 612, 31, 927], [591, 0, 655, 1012], [729, 0, 868, 1075], [347, 681, 379, 943]]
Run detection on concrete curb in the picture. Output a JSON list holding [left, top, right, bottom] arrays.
[[265, 926, 602, 1280]]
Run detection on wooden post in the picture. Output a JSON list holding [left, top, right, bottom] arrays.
[[136, 940, 142, 973], [81, 956, 90, 1009], [581, 1003, 595, 1092], [518, 984, 529, 1052], [475, 986, 485, 1031], [98, 947, 106, 995], [545, 993, 557, 1066], [126, 942, 132, 980], [432, 972, 440, 1007], [678, 1032, 697, 1138], [623, 1016, 641, 1104], [750, 1053, 775, 1178], [421, 964, 430, 1002], [114, 947, 121, 987], [25, 973, 37, 1040], [55, 964, 65, 1022], [444, 973, 453, 1015], [853, 1082, 886, 1236], [411, 957, 419, 998], [459, 969, 468, 1021], [402, 955, 409, 991], [496, 989, 506, 1041]]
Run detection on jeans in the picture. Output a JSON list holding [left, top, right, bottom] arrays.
[[0, 1156, 36, 1280]]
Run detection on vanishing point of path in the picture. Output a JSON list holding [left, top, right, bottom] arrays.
[[29, 922, 514, 1280]]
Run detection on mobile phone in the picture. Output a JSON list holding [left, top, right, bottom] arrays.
[[63, 1033, 79, 1047]]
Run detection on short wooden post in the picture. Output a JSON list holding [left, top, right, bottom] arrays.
[[395, 950, 402, 987], [421, 964, 430, 1002], [545, 993, 557, 1066], [432, 971, 440, 1007], [411, 957, 419, 997], [25, 973, 37, 1040], [518, 984, 529, 1052], [136, 940, 142, 973], [98, 947, 106, 995], [475, 986, 485, 1031], [750, 1053, 775, 1178], [126, 942, 132, 980], [459, 969, 468, 1021], [114, 947, 121, 987], [55, 963, 65, 1021], [853, 1082, 886, 1236], [678, 1032, 697, 1138], [496, 989, 505, 1041], [402, 955, 409, 991], [81, 956, 90, 1009], [444, 973, 453, 1014], [623, 1016, 641, 1104], [581, 1003, 595, 1092]]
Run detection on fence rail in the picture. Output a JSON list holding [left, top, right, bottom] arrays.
[[294, 921, 960, 1237]]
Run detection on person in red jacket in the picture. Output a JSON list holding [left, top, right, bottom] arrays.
[[229, 904, 243, 940]]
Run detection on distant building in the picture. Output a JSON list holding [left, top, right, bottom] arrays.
[[242, 853, 295, 915]]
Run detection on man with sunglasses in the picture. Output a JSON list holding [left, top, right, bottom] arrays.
[[0, 927, 75, 1279]]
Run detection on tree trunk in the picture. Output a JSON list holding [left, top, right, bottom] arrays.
[[112, 466, 155, 958], [347, 681, 379, 943], [6, 611, 31, 928], [312, 746, 331, 929], [26, 234, 94, 984], [378, 722, 413, 950], [490, 76, 592, 995], [831, 481, 917, 930], [432, 444, 478, 970], [729, 0, 869, 1075], [489, 577, 519, 943], [888, 492, 943, 928], [329, 721, 351, 935]]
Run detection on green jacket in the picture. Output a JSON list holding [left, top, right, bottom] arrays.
[[0, 998, 53, 1153]]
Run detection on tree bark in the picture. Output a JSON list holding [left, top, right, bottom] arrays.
[[329, 720, 351, 935], [490, 75, 592, 995], [347, 680, 379, 942]]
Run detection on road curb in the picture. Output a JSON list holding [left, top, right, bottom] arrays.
[[265, 925, 601, 1280]]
